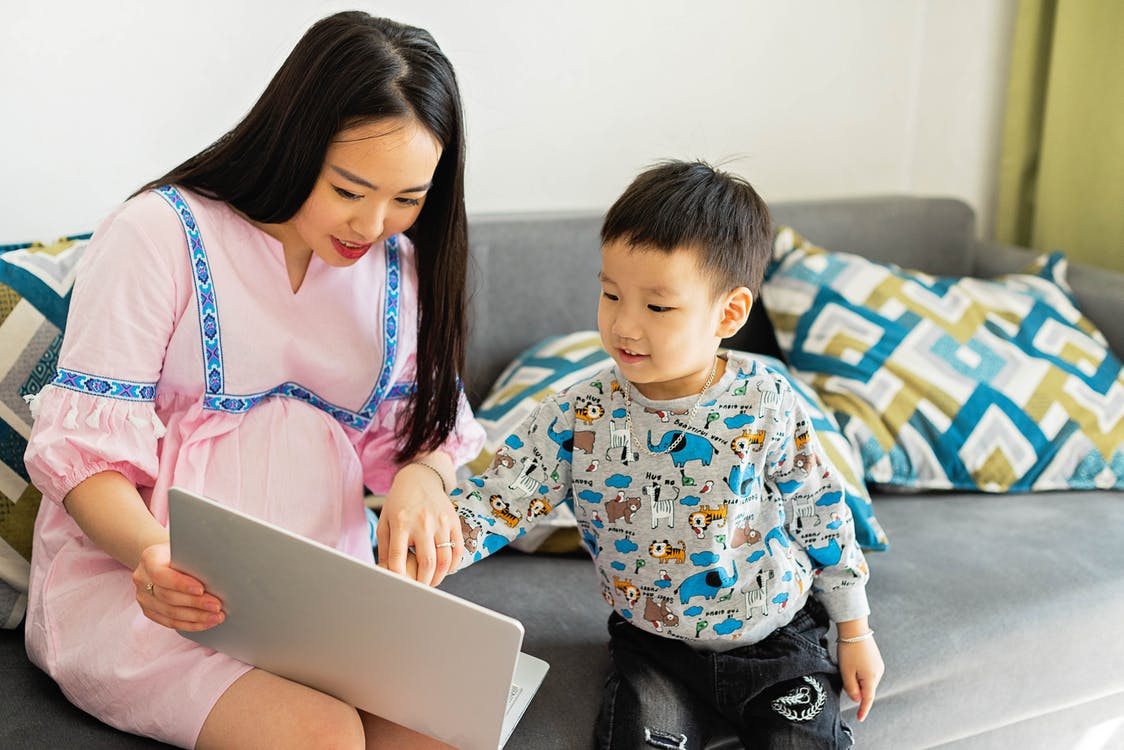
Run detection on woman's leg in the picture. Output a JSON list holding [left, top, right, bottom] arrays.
[[360, 712, 457, 750], [196, 668, 364, 750], [196, 668, 457, 750]]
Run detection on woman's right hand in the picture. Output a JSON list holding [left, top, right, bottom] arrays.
[[132, 542, 225, 631]]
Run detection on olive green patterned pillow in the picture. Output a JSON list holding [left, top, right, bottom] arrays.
[[0, 234, 88, 627]]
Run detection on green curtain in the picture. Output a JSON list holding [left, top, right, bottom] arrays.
[[995, 0, 1124, 272]]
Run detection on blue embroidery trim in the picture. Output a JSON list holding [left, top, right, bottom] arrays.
[[386, 382, 415, 400], [359, 236, 401, 419], [152, 186, 409, 430], [153, 185, 224, 394], [203, 383, 368, 430], [202, 379, 416, 428], [52, 368, 157, 401]]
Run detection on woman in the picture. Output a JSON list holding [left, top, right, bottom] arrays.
[[24, 11, 481, 748]]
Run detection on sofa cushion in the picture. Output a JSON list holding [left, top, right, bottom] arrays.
[[842, 490, 1124, 748], [467, 331, 887, 551], [0, 234, 89, 628], [763, 227, 1124, 493]]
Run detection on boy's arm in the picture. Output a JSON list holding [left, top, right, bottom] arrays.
[[765, 380, 883, 719], [450, 396, 575, 570], [765, 385, 870, 623]]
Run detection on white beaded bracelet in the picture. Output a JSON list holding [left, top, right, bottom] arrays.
[[838, 630, 875, 643]]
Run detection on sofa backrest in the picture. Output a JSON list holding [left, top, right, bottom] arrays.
[[769, 196, 977, 276], [463, 196, 979, 405], [464, 213, 603, 402]]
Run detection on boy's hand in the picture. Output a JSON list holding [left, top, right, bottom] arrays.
[[132, 542, 225, 631], [379, 549, 420, 580], [838, 636, 884, 722]]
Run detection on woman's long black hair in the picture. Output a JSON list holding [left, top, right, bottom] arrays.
[[138, 11, 470, 462]]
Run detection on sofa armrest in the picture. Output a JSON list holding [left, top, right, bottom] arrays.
[[974, 241, 1124, 360]]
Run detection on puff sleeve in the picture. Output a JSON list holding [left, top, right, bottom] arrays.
[[23, 195, 187, 505], [357, 361, 486, 495]]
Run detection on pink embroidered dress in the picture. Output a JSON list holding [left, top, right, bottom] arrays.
[[22, 186, 485, 747]]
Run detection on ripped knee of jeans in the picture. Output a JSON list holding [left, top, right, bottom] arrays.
[[643, 727, 688, 750]]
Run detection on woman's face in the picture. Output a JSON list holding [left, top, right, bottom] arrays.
[[288, 117, 443, 267]]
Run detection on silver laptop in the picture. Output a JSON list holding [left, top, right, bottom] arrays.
[[168, 486, 548, 750]]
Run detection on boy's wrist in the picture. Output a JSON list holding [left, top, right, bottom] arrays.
[[836, 617, 870, 639]]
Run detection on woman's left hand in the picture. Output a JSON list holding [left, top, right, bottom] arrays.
[[377, 455, 463, 587]]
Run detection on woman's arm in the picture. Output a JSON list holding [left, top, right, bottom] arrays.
[[63, 470, 224, 631]]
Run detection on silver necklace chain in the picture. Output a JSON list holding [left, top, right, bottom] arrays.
[[624, 357, 719, 457]]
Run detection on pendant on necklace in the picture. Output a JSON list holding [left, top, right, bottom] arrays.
[[624, 357, 719, 457]]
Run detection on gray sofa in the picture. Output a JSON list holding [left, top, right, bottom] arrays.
[[2, 196, 1122, 749]]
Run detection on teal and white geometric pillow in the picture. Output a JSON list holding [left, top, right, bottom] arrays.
[[467, 331, 612, 477], [0, 234, 89, 628], [468, 331, 888, 551], [763, 227, 1124, 493]]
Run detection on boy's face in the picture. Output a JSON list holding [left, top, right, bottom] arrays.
[[598, 240, 747, 401]]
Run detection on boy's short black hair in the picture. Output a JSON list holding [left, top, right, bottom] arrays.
[[601, 160, 772, 296]]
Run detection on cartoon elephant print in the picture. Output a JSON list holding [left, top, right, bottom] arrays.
[[647, 429, 715, 468]]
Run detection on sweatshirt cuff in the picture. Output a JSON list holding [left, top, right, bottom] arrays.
[[815, 585, 870, 624]]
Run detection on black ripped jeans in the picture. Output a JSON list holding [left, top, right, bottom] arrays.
[[594, 599, 852, 750]]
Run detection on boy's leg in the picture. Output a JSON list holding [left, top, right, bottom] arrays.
[[717, 599, 854, 750], [594, 614, 719, 750], [735, 669, 851, 750]]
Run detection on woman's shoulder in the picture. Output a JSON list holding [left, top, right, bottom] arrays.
[[110, 186, 235, 236], [74, 189, 198, 283], [89, 187, 240, 264]]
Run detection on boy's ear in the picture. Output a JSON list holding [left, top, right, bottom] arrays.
[[716, 287, 753, 338]]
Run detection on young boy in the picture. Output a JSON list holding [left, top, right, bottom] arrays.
[[449, 161, 883, 748]]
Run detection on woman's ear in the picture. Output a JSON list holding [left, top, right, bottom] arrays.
[[716, 287, 753, 338]]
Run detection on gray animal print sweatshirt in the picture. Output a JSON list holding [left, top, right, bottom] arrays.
[[451, 352, 870, 650]]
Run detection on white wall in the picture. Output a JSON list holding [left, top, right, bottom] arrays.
[[1, 0, 1016, 241]]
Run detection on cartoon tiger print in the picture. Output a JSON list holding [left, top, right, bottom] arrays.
[[649, 540, 687, 565]]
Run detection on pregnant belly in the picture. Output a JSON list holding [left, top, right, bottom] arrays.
[[170, 396, 368, 553]]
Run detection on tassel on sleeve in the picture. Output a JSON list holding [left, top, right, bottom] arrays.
[[85, 399, 108, 428], [22, 392, 42, 420], [128, 411, 167, 439], [151, 412, 167, 439], [62, 395, 79, 430]]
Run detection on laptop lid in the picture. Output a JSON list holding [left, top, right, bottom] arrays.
[[168, 486, 545, 750]]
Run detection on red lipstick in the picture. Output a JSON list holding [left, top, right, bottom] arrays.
[[331, 236, 372, 260]]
